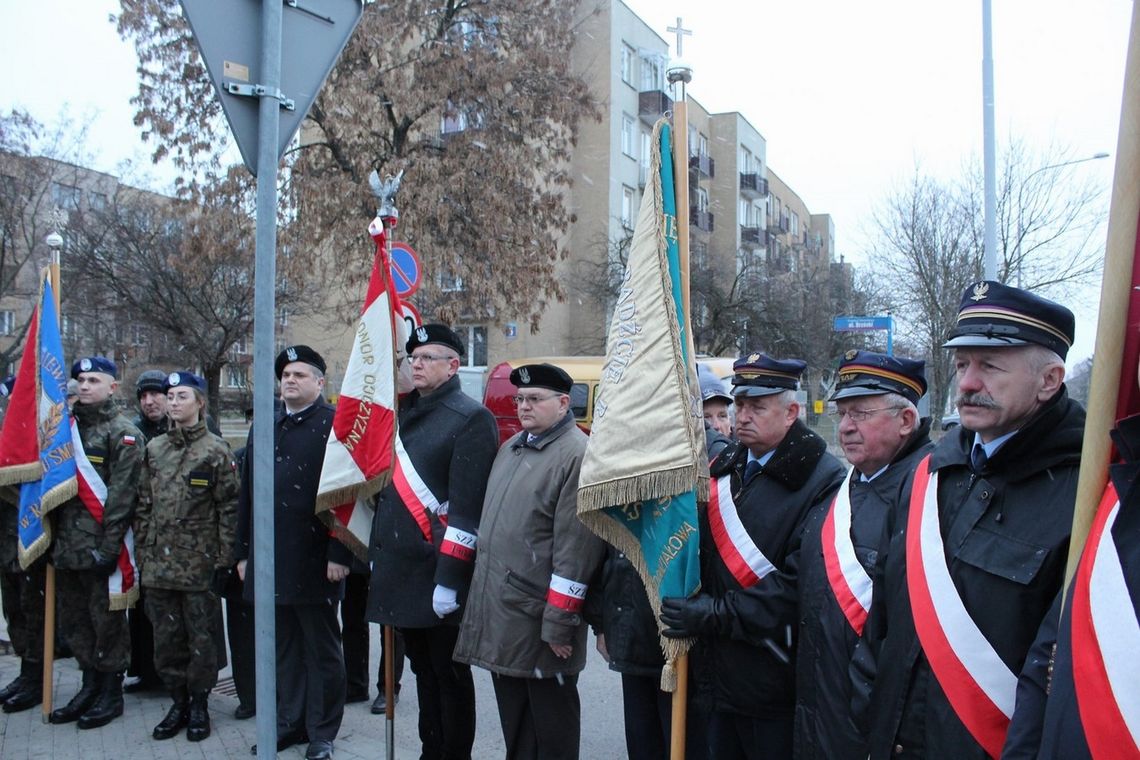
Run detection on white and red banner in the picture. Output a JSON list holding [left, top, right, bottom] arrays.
[[316, 219, 404, 559], [1071, 483, 1140, 759], [906, 456, 1016, 758], [71, 420, 138, 610], [822, 468, 872, 635], [706, 474, 776, 589]]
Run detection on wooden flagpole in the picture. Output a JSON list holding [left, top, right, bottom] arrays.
[[42, 224, 63, 722], [669, 66, 693, 760], [1063, 1, 1140, 590]]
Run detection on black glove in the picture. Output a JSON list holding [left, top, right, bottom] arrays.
[[210, 566, 233, 595], [90, 549, 117, 577], [660, 594, 723, 639]]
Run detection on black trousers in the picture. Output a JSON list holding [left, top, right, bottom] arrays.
[[341, 573, 404, 698], [707, 711, 793, 760], [0, 563, 45, 665], [276, 603, 345, 742], [225, 596, 256, 708], [620, 672, 710, 760], [402, 625, 475, 760], [492, 672, 581, 760]]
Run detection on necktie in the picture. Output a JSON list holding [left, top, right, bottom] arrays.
[[970, 445, 988, 474], [743, 459, 763, 484]]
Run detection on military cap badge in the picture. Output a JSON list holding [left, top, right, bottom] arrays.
[[168, 372, 181, 386], [286, 346, 298, 361], [970, 281, 990, 301], [519, 367, 531, 384], [80, 358, 92, 372], [416, 327, 429, 342]]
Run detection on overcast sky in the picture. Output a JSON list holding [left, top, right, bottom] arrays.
[[0, 0, 1132, 364]]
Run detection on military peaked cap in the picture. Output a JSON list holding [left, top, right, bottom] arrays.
[[943, 280, 1075, 360], [731, 353, 806, 398], [830, 350, 927, 404]]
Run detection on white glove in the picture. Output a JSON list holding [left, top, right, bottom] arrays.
[[432, 585, 460, 618]]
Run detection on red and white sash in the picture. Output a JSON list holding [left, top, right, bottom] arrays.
[[706, 474, 776, 588], [822, 467, 872, 635], [906, 455, 1015, 759], [391, 431, 450, 542], [71, 421, 138, 611], [1071, 483, 1140, 760]]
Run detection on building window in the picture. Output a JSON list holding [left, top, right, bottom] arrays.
[[439, 264, 464, 292], [89, 192, 107, 212], [621, 185, 636, 229], [0, 311, 13, 336], [621, 44, 635, 86], [696, 187, 709, 213], [640, 54, 662, 91], [740, 147, 753, 173], [454, 325, 487, 367], [226, 364, 248, 388], [50, 182, 80, 210], [621, 115, 635, 159]]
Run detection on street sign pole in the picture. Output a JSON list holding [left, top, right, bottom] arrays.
[[251, 2, 281, 755]]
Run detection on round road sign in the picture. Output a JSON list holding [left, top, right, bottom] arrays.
[[390, 241, 422, 298]]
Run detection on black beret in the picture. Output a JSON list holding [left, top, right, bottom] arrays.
[[943, 280, 1075, 360], [275, 345, 326, 379], [406, 323, 465, 357], [72, 356, 118, 380], [164, 371, 207, 394], [830, 350, 927, 405], [510, 363, 573, 394], [731, 353, 806, 398]]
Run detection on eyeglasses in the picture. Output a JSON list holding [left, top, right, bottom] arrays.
[[409, 353, 452, 364], [828, 406, 903, 423], [513, 393, 559, 406]]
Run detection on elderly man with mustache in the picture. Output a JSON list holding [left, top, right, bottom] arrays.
[[852, 281, 1085, 760]]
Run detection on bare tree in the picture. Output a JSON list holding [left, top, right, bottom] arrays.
[[866, 143, 1106, 426], [116, 0, 601, 333]]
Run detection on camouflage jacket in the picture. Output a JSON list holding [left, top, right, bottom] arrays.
[[51, 399, 144, 570], [0, 485, 18, 572], [136, 419, 238, 592]]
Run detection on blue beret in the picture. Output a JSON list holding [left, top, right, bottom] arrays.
[[163, 371, 207, 394], [830, 350, 927, 404], [943, 281, 1075, 360], [731, 353, 806, 398], [71, 356, 118, 380]]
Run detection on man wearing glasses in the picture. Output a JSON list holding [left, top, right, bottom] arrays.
[[454, 363, 604, 760], [367, 323, 498, 760], [660, 353, 845, 760]]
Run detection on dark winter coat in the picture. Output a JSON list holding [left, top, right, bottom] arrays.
[[52, 399, 144, 570], [1001, 413, 1140, 760], [694, 419, 845, 719], [366, 375, 498, 628], [232, 399, 352, 605], [136, 419, 238, 591], [596, 547, 666, 678], [854, 388, 1085, 760]]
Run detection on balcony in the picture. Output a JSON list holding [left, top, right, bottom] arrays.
[[740, 173, 769, 199], [639, 90, 674, 126], [689, 152, 715, 178], [690, 209, 714, 233], [638, 162, 649, 189], [741, 226, 766, 247]]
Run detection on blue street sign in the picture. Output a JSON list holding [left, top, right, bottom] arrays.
[[833, 316, 893, 332], [389, 241, 422, 298]]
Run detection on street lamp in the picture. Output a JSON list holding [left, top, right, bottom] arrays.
[[1015, 152, 1110, 287]]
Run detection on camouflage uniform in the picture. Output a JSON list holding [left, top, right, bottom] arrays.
[[52, 398, 143, 674], [136, 419, 238, 692]]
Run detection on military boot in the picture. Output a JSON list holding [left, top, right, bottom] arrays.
[[2, 660, 42, 713], [151, 686, 189, 740], [0, 670, 26, 702], [77, 672, 124, 729], [49, 668, 99, 724], [185, 690, 211, 742]]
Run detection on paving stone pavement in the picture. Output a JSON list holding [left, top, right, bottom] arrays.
[[0, 626, 626, 759]]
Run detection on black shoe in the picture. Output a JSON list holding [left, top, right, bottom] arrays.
[[345, 688, 369, 704], [233, 703, 256, 720], [370, 690, 399, 714], [49, 669, 99, 724], [77, 672, 124, 730], [251, 730, 308, 755], [0, 673, 26, 703], [305, 739, 334, 760], [185, 691, 210, 742], [152, 688, 189, 740], [2, 680, 42, 713]]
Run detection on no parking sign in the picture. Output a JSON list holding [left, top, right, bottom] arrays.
[[389, 241, 422, 298]]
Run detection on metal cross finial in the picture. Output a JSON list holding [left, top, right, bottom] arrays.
[[666, 16, 692, 57]]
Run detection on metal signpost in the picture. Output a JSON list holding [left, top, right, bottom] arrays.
[[178, 2, 363, 756], [833, 314, 896, 355]]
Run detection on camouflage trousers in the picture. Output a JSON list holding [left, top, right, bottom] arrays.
[[0, 562, 45, 664], [144, 588, 220, 692], [56, 568, 130, 673]]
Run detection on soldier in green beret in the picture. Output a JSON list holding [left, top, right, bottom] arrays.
[[136, 372, 238, 743]]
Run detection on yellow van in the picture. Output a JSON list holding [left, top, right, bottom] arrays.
[[483, 355, 736, 445]]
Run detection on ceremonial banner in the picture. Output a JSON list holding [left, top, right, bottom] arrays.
[[578, 119, 706, 684], [4, 273, 78, 567], [0, 300, 42, 486], [316, 218, 401, 559]]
